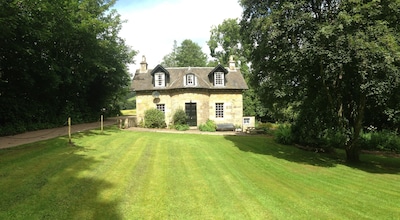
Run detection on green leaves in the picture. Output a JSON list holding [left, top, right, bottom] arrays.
[[241, 0, 400, 161], [0, 0, 135, 135]]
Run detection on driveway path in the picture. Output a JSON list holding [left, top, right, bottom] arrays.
[[0, 118, 244, 149], [0, 118, 118, 149]]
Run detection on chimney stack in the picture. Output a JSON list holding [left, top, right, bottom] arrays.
[[229, 55, 236, 71], [139, 55, 148, 73]]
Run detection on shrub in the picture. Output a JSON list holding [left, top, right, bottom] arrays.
[[172, 109, 188, 126], [256, 122, 274, 134], [144, 108, 166, 128], [199, 120, 216, 132], [274, 124, 293, 145], [322, 129, 348, 149], [360, 130, 400, 152], [174, 124, 190, 131]]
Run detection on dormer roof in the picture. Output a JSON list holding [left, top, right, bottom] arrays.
[[132, 65, 248, 91], [150, 64, 170, 76]]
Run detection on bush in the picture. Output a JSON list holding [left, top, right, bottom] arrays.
[[173, 124, 190, 131], [144, 108, 166, 128], [360, 130, 400, 152], [199, 120, 216, 132], [256, 122, 274, 134], [322, 129, 348, 149], [172, 109, 187, 126], [274, 124, 293, 145]]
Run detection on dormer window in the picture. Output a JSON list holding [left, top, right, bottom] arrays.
[[214, 72, 224, 86], [184, 73, 197, 87], [155, 72, 165, 87]]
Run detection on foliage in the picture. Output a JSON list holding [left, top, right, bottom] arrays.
[[255, 123, 273, 134], [274, 124, 293, 145], [0, 0, 135, 136], [172, 109, 188, 126], [360, 130, 400, 153], [162, 39, 207, 67], [172, 124, 190, 131], [120, 91, 136, 110], [208, 18, 267, 120], [240, 0, 400, 162], [144, 108, 166, 128], [161, 40, 178, 67], [198, 119, 217, 132]]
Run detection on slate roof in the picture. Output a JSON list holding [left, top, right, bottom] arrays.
[[132, 64, 248, 91]]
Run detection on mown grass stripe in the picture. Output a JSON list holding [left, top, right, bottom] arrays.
[[1, 128, 399, 219]]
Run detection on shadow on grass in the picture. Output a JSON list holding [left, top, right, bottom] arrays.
[[0, 131, 123, 219], [225, 135, 400, 174]]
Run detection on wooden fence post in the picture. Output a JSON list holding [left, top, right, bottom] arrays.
[[68, 117, 72, 144]]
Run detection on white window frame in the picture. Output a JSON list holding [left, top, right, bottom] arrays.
[[215, 103, 224, 118], [155, 72, 165, 87], [156, 104, 165, 113], [186, 74, 195, 86], [243, 117, 250, 124], [214, 72, 224, 86]]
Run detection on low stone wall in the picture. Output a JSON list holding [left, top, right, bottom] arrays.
[[119, 116, 137, 129]]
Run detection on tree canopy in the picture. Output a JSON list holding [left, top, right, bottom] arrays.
[[240, 0, 400, 162], [161, 39, 207, 67], [208, 18, 267, 119], [0, 0, 135, 135]]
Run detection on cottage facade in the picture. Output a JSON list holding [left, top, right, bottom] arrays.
[[132, 56, 248, 128]]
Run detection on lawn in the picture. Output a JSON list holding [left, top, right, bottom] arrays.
[[0, 127, 399, 219], [120, 109, 136, 116]]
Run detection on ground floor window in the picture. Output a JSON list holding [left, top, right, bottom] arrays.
[[243, 117, 250, 124], [156, 104, 165, 113], [215, 103, 224, 118]]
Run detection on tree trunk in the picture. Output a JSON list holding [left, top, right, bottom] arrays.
[[346, 143, 360, 162], [345, 94, 366, 163]]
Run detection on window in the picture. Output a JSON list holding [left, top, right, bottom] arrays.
[[243, 117, 250, 124], [155, 72, 165, 87], [215, 103, 224, 118], [156, 104, 165, 113], [214, 72, 224, 86], [186, 74, 195, 86]]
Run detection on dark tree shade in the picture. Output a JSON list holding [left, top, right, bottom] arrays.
[[0, 0, 136, 135], [240, 0, 400, 162]]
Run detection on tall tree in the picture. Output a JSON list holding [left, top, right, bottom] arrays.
[[161, 40, 178, 67], [208, 19, 267, 119], [0, 0, 135, 135], [240, 0, 400, 162], [175, 39, 208, 67]]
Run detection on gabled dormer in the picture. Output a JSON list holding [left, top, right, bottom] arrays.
[[184, 73, 198, 87], [208, 64, 228, 87], [151, 65, 170, 87]]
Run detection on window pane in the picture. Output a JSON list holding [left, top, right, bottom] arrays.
[[187, 74, 194, 85], [155, 72, 165, 87], [214, 72, 224, 86], [156, 104, 165, 113], [215, 103, 224, 118]]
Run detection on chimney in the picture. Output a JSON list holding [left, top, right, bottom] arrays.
[[229, 55, 236, 71], [139, 55, 148, 73]]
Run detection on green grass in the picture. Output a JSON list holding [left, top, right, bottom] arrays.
[[120, 109, 136, 115], [1, 127, 399, 219]]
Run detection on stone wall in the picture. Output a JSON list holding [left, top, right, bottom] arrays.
[[136, 89, 244, 127]]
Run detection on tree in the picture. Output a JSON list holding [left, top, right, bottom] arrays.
[[161, 40, 178, 67], [0, 0, 135, 135], [240, 0, 400, 162], [177, 39, 207, 67], [208, 19, 267, 119]]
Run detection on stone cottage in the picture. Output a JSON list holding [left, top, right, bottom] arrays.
[[131, 56, 248, 128]]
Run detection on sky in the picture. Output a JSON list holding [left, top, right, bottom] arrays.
[[112, 0, 243, 75]]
